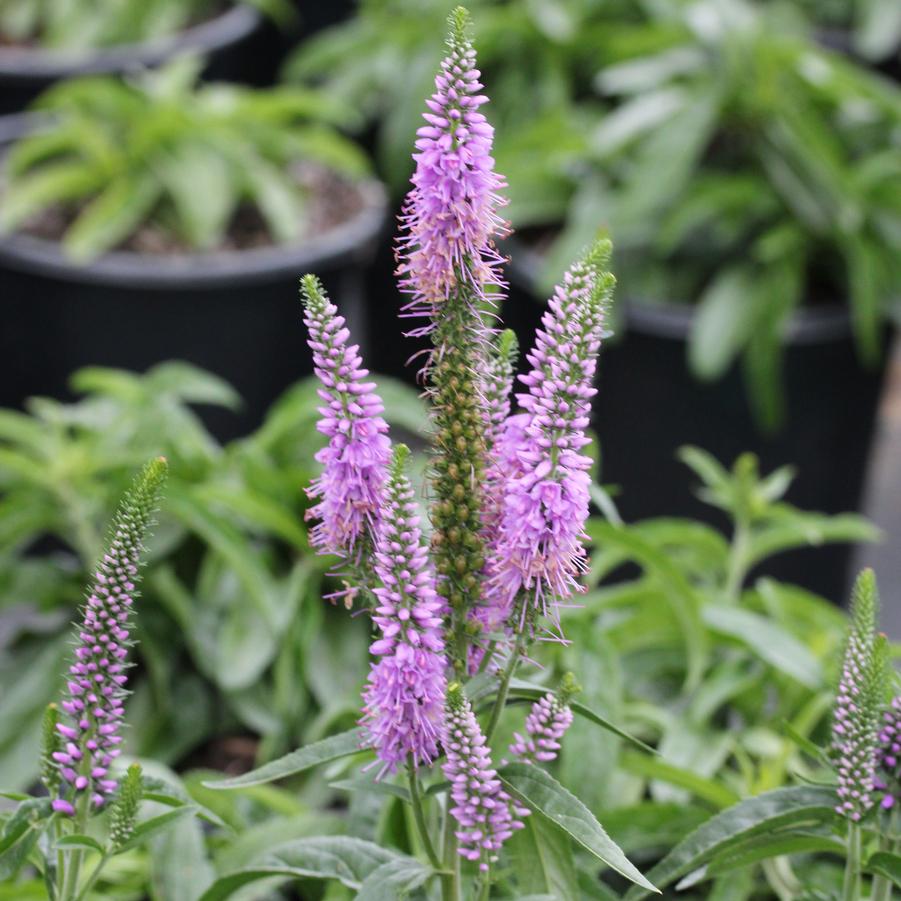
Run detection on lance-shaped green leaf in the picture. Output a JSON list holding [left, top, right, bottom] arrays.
[[355, 856, 434, 900], [197, 837, 398, 900], [204, 727, 366, 789], [500, 763, 658, 893], [866, 852, 901, 888], [507, 813, 580, 901], [622, 786, 838, 900]]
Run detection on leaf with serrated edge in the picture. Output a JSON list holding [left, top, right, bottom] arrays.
[[204, 728, 366, 789], [500, 764, 657, 892]]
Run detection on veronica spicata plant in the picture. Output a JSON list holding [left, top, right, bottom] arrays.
[[205, 9, 658, 899], [0, 459, 206, 901]]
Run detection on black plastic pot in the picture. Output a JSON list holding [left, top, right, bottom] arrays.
[[0, 5, 262, 114], [0, 179, 387, 440], [506, 239, 891, 603]]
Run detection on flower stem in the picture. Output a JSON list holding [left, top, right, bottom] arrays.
[[72, 853, 109, 901], [842, 823, 863, 901], [407, 762, 441, 870], [872, 811, 898, 901], [484, 632, 525, 744], [440, 796, 461, 901], [724, 516, 750, 603]]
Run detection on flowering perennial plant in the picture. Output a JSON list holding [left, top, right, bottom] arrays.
[[301, 274, 391, 565], [443, 683, 527, 872], [52, 457, 167, 817], [508, 674, 578, 766], [362, 445, 447, 776]]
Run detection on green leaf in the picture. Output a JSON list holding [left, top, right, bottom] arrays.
[[700, 606, 823, 689], [63, 172, 161, 261], [500, 763, 657, 893], [866, 851, 901, 888], [197, 837, 397, 900], [0, 162, 104, 233], [622, 786, 838, 900], [56, 834, 106, 854], [355, 856, 433, 900], [619, 751, 739, 810], [329, 774, 411, 804], [507, 813, 580, 901], [689, 266, 758, 381], [204, 727, 366, 789], [505, 681, 655, 754], [115, 806, 197, 853]]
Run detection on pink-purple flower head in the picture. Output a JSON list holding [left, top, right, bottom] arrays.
[[301, 274, 391, 565], [51, 458, 167, 816], [509, 674, 579, 766], [396, 5, 507, 333], [443, 682, 527, 871], [492, 239, 614, 638], [832, 569, 884, 821], [361, 445, 447, 777], [875, 696, 901, 811]]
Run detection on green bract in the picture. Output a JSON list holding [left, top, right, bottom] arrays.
[[0, 58, 369, 260]]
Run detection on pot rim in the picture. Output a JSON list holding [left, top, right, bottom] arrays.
[[504, 235, 854, 345], [0, 178, 388, 290], [0, 5, 260, 81]]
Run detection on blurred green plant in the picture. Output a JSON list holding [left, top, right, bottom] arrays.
[[288, 0, 901, 430], [0, 362, 429, 793], [0, 58, 369, 260], [0, 0, 220, 49]]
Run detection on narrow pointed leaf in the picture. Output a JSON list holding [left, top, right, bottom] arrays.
[[622, 786, 837, 900], [500, 763, 657, 893], [355, 856, 433, 900], [203, 727, 367, 789]]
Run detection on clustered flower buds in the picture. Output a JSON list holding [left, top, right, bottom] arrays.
[[875, 696, 901, 811], [491, 242, 614, 639], [832, 569, 885, 821], [396, 5, 507, 328], [51, 458, 167, 815], [362, 447, 447, 777], [509, 674, 579, 765], [443, 683, 527, 870], [301, 274, 391, 564]]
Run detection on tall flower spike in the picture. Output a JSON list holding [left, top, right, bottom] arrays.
[[832, 569, 885, 821], [51, 458, 167, 815], [468, 330, 520, 670], [875, 696, 901, 811], [492, 239, 614, 638], [398, 9, 508, 674], [509, 672, 579, 765], [361, 445, 447, 777], [396, 5, 507, 328], [443, 683, 527, 871], [301, 274, 391, 569]]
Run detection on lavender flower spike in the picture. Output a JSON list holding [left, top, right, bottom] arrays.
[[51, 458, 167, 816], [832, 569, 885, 821], [361, 445, 447, 777], [509, 673, 578, 765], [396, 5, 507, 328], [443, 682, 527, 871], [492, 239, 614, 637], [875, 696, 901, 811], [301, 274, 391, 563]]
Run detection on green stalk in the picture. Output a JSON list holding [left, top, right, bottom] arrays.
[[441, 794, 461, 901], [724, 516, 751, 603], [872, 810, 898, 901], [407, 762, 441, 870], [842, 823, 863, 901], [483, 631, 525, 744], [72, 853, 109, 901]]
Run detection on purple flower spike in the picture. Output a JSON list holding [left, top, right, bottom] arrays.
[[53, 458, 167, 814], [509, 690, 574, 766], [831, 569, 883, 821], [396, 5, 507, 332], [361, 446, 447, 777], [875, 697, 901, 811], [491, 240, 614, 638], [301, 274, 391, 564], [442, 683, 527, 872]]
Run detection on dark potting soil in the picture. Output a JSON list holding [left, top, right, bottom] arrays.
[[14, 162, 365, 256]]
